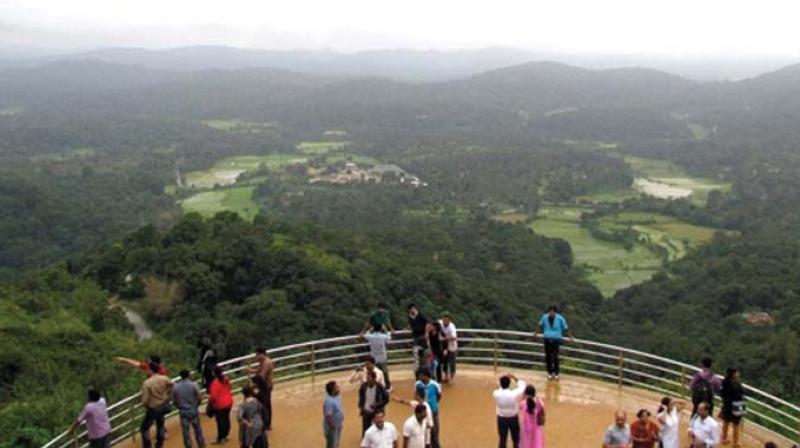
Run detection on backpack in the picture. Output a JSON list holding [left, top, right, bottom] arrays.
[[691, 375, 714, 405]]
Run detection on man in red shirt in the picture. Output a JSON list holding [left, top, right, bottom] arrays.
[[116, 355, 168, 376]]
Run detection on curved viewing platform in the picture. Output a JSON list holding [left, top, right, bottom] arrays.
[[45, 330, 800, 447]]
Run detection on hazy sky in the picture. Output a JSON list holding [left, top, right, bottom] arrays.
[[2, 0, 800, 55]]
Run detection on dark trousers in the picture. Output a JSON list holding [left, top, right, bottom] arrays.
[[544, 339, 561, 375], [88, 434, 111, 448], [253, 376, 273, 430], [377, 362, 392, 390], [497, 416, 520, 448], [140, 405, 169, 448], [247, 433, 268, 448], [214, 407, 232, 442], [431, 411, 441, 448], [361, 412, 375, 435], [412, 338, 427, 371]]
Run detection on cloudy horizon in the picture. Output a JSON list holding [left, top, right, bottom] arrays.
[[2, 0, 800, 58]]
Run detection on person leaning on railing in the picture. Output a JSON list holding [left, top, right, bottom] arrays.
[[68, 388, 112, 448]]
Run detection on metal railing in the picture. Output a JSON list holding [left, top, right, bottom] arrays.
[[43, 330, 800, 447]]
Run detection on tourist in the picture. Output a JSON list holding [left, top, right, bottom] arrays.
[[426, 321, 446, 383], [602, 411, 632, 448], [415, 369, 442, 448], [656, 397, 686, 448], [532, 306, 574, 380], [689, 402, 720, 447], [519, 384, 545, 448], [196, 338, 217, 389], [690, 357, 722, 417], [720, 368, 746, 447], [407, 304, 429, 372], [361, 410, 398, 448], [363, 302, 395, 333], [350, 356, 386, 388], [630, 409, 658, 448], [69, 388, 112, 448], [172, 369, 205, 448], [402, 404, 431, 448], [764, 443, 777, 448], [361, 328, 393, 391], [323, 381, 345, 448], [392, 388, 434, 446], [140, 362, 174, 448], [439, 313, 458, 383], [359, 371, 390, 435], [493, 372, 527, 448], [238, 384, 267, 448], [250, 347, 274, 430], [115, 355, 168, 376], [208, 366, 233, 444]]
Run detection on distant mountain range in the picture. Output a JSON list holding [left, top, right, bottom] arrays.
[[0, 45, 797, 82]]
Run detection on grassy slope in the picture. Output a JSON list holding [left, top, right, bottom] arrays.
[[531, 207, 718, 296]]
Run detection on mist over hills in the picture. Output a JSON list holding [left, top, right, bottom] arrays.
[[0, 45, 797, 82]]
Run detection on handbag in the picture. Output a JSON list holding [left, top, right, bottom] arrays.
[[206, 402, 215, 418], [536, 399, 545, 426], [731, 400, 747, 417]]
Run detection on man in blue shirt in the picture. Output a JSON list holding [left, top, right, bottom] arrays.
[[533, 305, 574, 380], [415, 369, 442, 448], [323, 381, 344, 448]]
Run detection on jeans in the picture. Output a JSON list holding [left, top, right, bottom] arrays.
[[431, 411, 441, 448], [497, 416, 520, 448], [376, 362, 392, 390], [179, 411, 205, 448], [544, 339, 561, 375], [443, 351, 457, 378], [323, 426, 342, 448], [214, 407, 232, 442], [88, 434, 111, 448], [140, 404, 169, 448], [430, 358, 443, 383]]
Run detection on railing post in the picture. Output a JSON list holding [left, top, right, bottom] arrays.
[[617, 351, 624, 389], [129, 399, 137, 443], [493, 332, 499, 375], [310, 342, 317, 386], [680, 367, 688, 398]]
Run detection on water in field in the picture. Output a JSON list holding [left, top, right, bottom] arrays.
[[633, 178, 693, 199]]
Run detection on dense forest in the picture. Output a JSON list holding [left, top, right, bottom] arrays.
[[4, 53, 800, 445]]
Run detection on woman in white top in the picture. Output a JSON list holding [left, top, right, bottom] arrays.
[[656, 396, 686, 448]]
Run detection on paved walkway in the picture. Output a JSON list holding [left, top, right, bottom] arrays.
[[119, 366, 785, 447]]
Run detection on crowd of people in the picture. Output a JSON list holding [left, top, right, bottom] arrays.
[[599, 356, 760, 448], [66, 305, 793, 448]]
